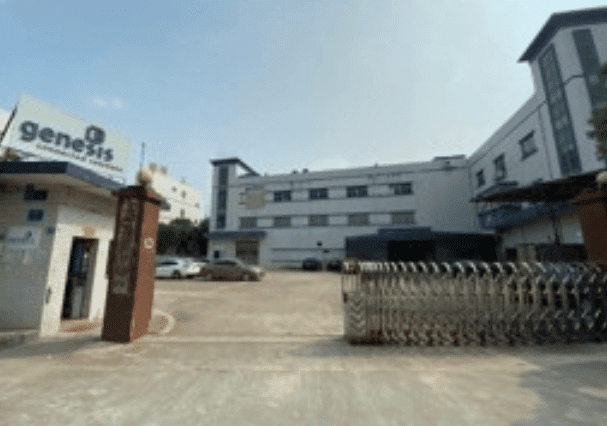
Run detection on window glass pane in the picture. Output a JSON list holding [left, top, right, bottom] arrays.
[[217, 190, 227, 210], [216, 214, 226, 229], [390, 183, 412, 195], [240, 217, 257, 229], [520, 132, 537, 159], [309, 215, 328, 226], [347, 186, 367, 198], [218, 166, 228, 186], [476, 170, 485, 187], [309, 188, 328, 200], [274, 191, 292, 202], [391, 211, 415, 225], [274, 216, 291, 227], [494, 155, 506, 181], [348, 213, 369, 226]]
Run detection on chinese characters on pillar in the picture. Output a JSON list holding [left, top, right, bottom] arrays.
[[112, 198, 140, 295]]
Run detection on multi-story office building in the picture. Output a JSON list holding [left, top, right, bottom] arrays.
[[207, 156, 496, 267], [139, 163, 203, 226], [470, 6, 607, 260]]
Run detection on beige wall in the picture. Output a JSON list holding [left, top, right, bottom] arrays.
[[0, 187, 57, 331], [0, 183, 116, 336], [39, 188, 116, 336]]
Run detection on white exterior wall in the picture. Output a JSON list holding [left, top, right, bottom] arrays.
[[0, 188, 57, 331], [39, 187, 116, 336], [469, 19, 607, 254], [209, 157, 476, 267], [0, 184, 115, 335], [141, 164, 203, 225]]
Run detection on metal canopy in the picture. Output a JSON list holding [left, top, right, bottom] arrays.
[[470, 170, 601, 203]]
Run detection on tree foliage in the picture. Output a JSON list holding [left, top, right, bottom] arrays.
[[156, 218, 209, 257]]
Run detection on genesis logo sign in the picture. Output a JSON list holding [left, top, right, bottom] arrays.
[[19, 120, 114, 162], [5, 95, 131, 178]]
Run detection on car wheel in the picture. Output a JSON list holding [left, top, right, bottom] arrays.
[[243, 273, 253, 282], [172, 270, 181, 279]]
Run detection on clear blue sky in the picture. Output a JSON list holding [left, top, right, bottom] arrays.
[[1, 0, 605, 217]]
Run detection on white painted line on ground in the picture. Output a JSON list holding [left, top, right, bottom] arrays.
[[151, 308, 176, 335]]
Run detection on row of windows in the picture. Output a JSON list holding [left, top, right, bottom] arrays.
[[240, 211, 415, 228], [475, 132, 538, 188], [272, 183, 413, 202]]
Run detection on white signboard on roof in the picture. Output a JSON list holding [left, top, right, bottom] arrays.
[[3, 94, 131, 180]]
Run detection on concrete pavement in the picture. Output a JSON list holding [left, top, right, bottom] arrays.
[[1, 271, 607, 425]]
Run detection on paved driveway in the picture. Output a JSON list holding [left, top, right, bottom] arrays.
[[1, 271, 607, 425]]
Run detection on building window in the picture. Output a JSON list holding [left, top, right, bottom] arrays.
[[348, 213, 369, 226], [172, 186, 177, 192], [217, 190, 227, 210], [27, 209, 45, 222], [493, 154, 506, 181], [24, 185, 47, 201], [180, 209, 185, 218], [519, 132, 538, 160], [182, 190, 186, 198], [216, 214, 226, 229], [391, 211, 415, 225], [274, 190, 291, 202], [476, 170, 485, 188], [218, 166, 229, 186], [347, 186, 367, 198], [273, 216, 291, 228], [240, 217, 257, 229], [309, 215, 328, 227], [309, 188, 328, 200], [390, 183, 413, 196], [538, 44, 581, 176]]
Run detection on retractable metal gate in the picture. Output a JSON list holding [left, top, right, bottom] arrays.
[[342, 261, 607, 345]]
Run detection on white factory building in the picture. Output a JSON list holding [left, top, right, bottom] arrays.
[[470, 6, 607, 261], [208, 6, 607, 267], [207, 156, 496, 267], [138, 163, 203, 226]]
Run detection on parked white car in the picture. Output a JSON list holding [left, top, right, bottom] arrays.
[[155, 258, 201, 279]]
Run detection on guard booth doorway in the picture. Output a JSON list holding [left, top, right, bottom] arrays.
[[388, 240, 435, 262], [62, 238, 98, 320]]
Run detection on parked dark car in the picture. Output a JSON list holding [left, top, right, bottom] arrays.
[[201, 258, 264, 281], [302, 258, 322, 271], [326, 259, 343, 272]]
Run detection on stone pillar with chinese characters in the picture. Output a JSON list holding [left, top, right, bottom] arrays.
[[102, 185, 161, 343]]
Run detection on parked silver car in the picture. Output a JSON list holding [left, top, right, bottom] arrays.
[[155, 258, 201, 279], [201, 258, 264, 281]]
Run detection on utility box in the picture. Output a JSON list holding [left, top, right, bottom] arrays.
[[572, 188, 607, 266], [102, 185, 161, 343]]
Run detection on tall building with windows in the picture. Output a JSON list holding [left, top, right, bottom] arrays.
[[139, 163, 203, 225], [207, 156, 494, 266], [470, 6, 607, 261]]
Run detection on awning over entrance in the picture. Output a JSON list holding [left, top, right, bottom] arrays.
[[470, 170, 601, 203], [0, 161, 124, 196]]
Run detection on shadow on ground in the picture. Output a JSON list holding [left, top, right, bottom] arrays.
[[0, 335, 115, 359], [511, 345, 607, 426]]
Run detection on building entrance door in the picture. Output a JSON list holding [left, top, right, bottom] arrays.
[[62, 238, 98, 320], [235, 240, 259, 265]]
